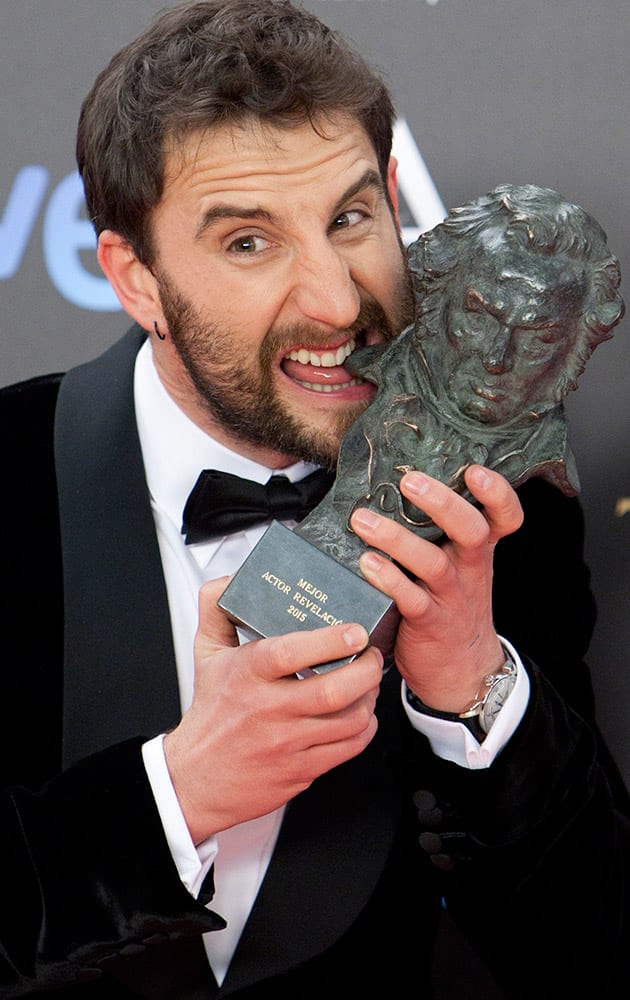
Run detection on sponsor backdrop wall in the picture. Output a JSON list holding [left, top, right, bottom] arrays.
[[2, 1, 629, 787]]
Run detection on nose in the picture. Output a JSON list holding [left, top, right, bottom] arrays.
[[289, 242, 361, 330], [481, 325, 513, 374]]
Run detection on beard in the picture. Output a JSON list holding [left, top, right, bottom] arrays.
[[155, 261, 414, 467]]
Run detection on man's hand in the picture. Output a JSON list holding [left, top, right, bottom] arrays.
[[349, 465, 523, 714], [164, 580, 383, 845]]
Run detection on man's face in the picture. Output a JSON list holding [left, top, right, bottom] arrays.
[[147, 117, 414, 467], [437, 227, 586, 424]]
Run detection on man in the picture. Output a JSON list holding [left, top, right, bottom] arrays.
[[1, 2, 628, 998]]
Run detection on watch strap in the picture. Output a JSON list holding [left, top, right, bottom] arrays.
[[406, 687, 486, 740]]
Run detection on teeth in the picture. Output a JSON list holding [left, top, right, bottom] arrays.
[[294, 377, 363, 393], [288, 338, 356, 368]]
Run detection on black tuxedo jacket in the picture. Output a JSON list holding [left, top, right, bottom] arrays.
[[1, 328, 628, 999]]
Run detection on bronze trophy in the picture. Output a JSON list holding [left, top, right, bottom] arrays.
[[218, 184, 624, 671]]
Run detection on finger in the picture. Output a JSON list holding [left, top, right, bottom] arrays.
[[398, 469, 494, 549], [357, 544, 433, 620], [463, 465, 524, 543], [349, 504, 444, 615], [196, 577, 240, 653], [296, 645, 384, 718], [282, 674, 380, 750], [297, 711, 379, 774], [234, 621, 376, 684]]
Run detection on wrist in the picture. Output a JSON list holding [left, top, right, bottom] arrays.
[[406, 644, 517, 738], [405, 636, 505, 715]]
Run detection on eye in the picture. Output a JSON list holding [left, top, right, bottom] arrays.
[[535, 327, 562, 343], [329, 209, 368, 232], [519, 325, 562, 344], [514, 327, 562, 358], [226, 233, 274, 255]]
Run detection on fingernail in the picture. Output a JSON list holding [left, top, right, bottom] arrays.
[[360, 551, 384, 573], [403, 471, 430, 497], [352, 508, 380, 530], [467, 465, 490, 489], [343, 624, 368, 648]]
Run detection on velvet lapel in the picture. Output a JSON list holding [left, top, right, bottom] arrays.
[[57, 327, 181, 768]]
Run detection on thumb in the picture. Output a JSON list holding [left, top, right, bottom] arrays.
[[195, 577, 240, 656]]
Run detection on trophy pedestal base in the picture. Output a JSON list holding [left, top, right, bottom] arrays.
[[217, 521, 397, 674]]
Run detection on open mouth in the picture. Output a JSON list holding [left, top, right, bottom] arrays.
[[281, 333, 369, 393]]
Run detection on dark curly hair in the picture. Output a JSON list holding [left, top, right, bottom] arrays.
[[76, 0, 395, 265]]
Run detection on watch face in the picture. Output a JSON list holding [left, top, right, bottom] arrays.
[[480, 673, 517, 733]]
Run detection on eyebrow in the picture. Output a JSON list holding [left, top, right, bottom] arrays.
[[195, 204, 277, 240], [329, 169, 386, 218], [466, 285, 559, 329], [194, 168, 386, 240]]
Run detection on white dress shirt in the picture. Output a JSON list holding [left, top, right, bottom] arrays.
[[133, 339, 529, 984]]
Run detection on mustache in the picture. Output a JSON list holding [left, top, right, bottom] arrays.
[[262, 297, 397, 358]]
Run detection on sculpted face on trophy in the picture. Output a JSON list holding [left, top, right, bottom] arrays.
[[295, 183, 625, 567], [430, 230, 589, 425], [411, 184, 622, 427]]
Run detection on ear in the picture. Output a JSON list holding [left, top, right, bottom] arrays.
[[386, 156, 401, 231], [97, 230, 163, 334]]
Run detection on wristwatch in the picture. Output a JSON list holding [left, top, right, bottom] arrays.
[[458, 652, 517, 734], [406, 649, 517, 739]]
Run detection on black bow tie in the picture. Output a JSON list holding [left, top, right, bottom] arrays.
[[181, 468, 334, 544]]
